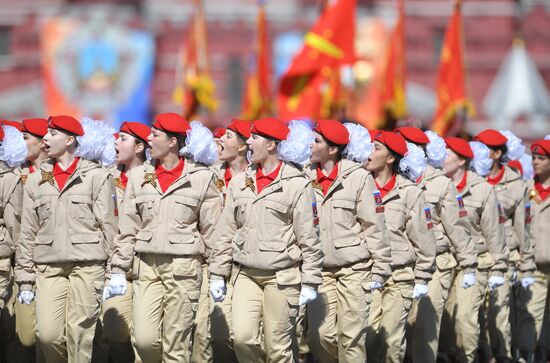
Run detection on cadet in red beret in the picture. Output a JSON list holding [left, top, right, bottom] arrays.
[[395, 126, 429, 145], [474, 129, 534, 362]]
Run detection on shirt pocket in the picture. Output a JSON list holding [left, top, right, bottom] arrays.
[[385, 203, 410, 252], [173, 194, 199, 224], [233, 199, 250, 227], [259, 199, 291, 252], [69, 194, 94, 220], [34, 197, 52, 223], [136, 230, 153, 244], [464, 198, 482, 226], [331, 198, 356, 226], [135, 195, 157, 221], [70, 233, 101, 245]]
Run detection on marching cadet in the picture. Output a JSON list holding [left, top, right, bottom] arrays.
[[15, 118, 48, 362], [207, 119, 250, 363], [15, 115, 117, 363], [305, 120, 390, 363], [97, 121, 150, 363], [474, 130, 535, 362], [439, 138, 508, 363], [395, 127, 477, 363], [208, 118, 323, 363], [515, 140, 550, 362], [106, 113, 221, 363], [364, 130, 436, 363]]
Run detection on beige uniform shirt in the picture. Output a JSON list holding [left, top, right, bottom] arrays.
[[15, 159, 117, 287], [110, 159, 222, 274], [306, 159, 391, 284], [458, 171, 508, 274], [527, 180, 550, 270], [492, 166, 536, 273], [418, 165, 477, 271], [209, 162, 323, 286], [0, 161, 23, 258], [380, 174, 436, 284]]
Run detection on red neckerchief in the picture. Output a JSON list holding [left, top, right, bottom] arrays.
[[535, 180, 550, 202], [224, 167, 232, 187], [256, 161, 282, 194], [456, 171, 468, 193], [155, 158, 185, 193], [120, 170, 128, 189], [316, 162, 339, 196], [53, 157, 80, 190], [487, 166, 505, 186], [375, 173, 397, 199], [29, 165, 35, 173]]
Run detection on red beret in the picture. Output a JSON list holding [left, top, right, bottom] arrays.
[[395, 127, 429, 145], [152, 113, 190, 136], [369, 129, 381, 140], [531, 140, 550, 156], [120, 121, 151, 144], [48, 115, 84, 136], [22, 118, 48, 138], [314, 119, 349, 145], [2, 120, 23, 131], [251, 118, 289, 141], [374, 130, 407, 157], [227, 119, 252, 139], [474, 129, 508, 147], [213, 127, 226, 139], [445, 137, 474, 159]]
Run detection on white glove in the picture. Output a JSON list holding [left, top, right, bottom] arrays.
[[461, 273, 477, 289], [17, 290, 35, 305], [488, 275, 505, 291], [209, 278, 227, 302], [521, 277, 535, 289], [298, 285, 317, 305], [413, 284, 429, 299], [104, 273, 127, 300], [370, 281, 383, 290]]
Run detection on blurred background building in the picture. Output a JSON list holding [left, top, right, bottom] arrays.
[[0, 0, 549, 137]]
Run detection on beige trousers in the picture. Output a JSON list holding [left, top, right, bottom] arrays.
[[366, 266, 414, 363], [407, 264, 454, 363], [231, 266, 300, 363], [132, 253, 202, 363], [191, 264, 212, 363], [306, 264, 371, 363], [35, 262, 105, 363]]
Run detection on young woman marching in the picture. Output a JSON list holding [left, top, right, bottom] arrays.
[[395, 127, 477, 363], [473, 129, 535, 362], [208, 119, 250, 363], [439, 138, 508, 363], [305, 120, 390, 363], [364, 130, 436, 363], [208, 118, 323, 363], [98, 121, 150, 363], [106, 113, 221, 363], [15, 115, 117, 363]]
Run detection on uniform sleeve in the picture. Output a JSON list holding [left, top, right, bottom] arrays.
[[198, 174, 222, 252], [406, 190, 436, 284], [4, 175, 23, 253], [208, 184, 237, 279], [293, 185, 323, 286], [441, 181, 477, 270], [92, 173, 117, 258], [515, 182, 536, 274], [357, 174, 391, 284], [14, 180, 38, 289], [111, 176, 141, 274], [483, 188, 508, 274]]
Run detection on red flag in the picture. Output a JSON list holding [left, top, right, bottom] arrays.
[[379, 0, 407, 128], [172, 0, 217, 119], [431, 0, 475, 136], [241, 1, 272, 120], [277, 0, 356, 121]]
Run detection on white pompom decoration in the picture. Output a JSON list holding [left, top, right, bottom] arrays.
[[469, 141, 493, 176], [544, 135, 550, 140], [399, 142, 427, 181], [277, 120, 314, 166], [518, 153, 534, 181], [499, 130, 525, 162], [425, 130, 447, 169], [75, 118, 116, 166], [180, 121, 218, 166], [0, 125, 27, 167], [343, 123, 372, 162]]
